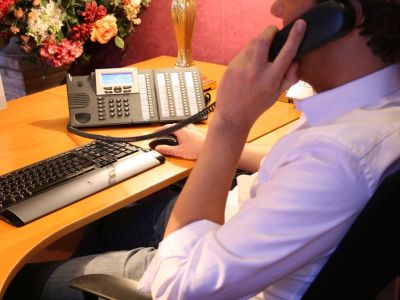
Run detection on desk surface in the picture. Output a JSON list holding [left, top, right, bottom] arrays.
[[0, 56, 299, 297]]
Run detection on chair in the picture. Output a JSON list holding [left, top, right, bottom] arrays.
[[301, 167, 400, 300], [70, 169, 400, 300]]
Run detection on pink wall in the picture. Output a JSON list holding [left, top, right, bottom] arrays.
[[122, 0, 281, 66]]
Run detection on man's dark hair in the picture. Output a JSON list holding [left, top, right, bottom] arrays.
[[317, 0, 400, 63]]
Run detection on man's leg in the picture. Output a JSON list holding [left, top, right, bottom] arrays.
[[5, 247, 157, 300], [73, 186, 178, 256]]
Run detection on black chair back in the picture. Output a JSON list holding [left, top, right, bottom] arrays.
[[301, 169, 400, 299]]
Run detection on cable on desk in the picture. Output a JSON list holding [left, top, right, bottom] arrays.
[[67, 93, 215, 143]]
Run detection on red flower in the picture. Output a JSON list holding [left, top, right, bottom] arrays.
[[81, 1, 107, 23], [69, 23, 93, 42], [0, 0, 15, 19], [39, 37, 83, 67]]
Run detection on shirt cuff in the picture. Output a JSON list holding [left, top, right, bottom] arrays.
[[138, 219, 220, 293]]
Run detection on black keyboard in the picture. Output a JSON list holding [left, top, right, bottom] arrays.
[[0, 141, 164, 227]]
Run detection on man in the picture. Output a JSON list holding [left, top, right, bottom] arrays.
[[6, 0, 400, 299], [139, 1, 400, 299]]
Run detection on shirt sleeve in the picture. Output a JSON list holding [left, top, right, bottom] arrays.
[[138, 138, 371, 299]]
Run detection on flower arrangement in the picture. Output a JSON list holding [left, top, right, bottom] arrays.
[[0, 0, 150, 67]]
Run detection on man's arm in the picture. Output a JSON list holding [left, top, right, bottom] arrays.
[[164, 20, 306, 236], [154, 124, 270, 173], [239, 143, 272, 172]]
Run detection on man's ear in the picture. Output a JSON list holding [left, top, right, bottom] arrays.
[[349, 0, 364, 26]]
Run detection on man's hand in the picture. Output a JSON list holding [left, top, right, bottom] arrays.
[[215, 20, 306, 132], [153, 124, 206, 160]]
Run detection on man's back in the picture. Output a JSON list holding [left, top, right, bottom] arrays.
[[256, 63, 400, 299]]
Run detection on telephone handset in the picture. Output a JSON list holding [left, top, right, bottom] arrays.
[[268, 0, 356, 61]]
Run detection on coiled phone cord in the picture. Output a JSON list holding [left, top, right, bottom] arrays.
[[66, 93, 215, 143]]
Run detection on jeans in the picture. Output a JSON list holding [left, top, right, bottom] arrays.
[[4, 186, 179, 300]]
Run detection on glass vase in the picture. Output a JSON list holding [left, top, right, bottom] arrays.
[[171, 0, 196, 67]]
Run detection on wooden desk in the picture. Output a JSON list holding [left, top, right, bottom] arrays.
[[0, 56, 300, 297]]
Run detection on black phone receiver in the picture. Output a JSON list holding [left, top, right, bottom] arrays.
[[268, 0, 355, 62]]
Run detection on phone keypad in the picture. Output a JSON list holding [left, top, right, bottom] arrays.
[[96, 96, 131, 120]]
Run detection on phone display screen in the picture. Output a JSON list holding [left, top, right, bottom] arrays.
[[101, 73, 133, 85]]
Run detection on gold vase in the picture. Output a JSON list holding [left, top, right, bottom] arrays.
[[171, 0, 196, 67]]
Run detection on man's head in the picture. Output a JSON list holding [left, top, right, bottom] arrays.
[[270, 0, 400, 91], [316, 0, 400, 64]]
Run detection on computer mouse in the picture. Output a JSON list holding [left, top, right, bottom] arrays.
[[148, 134, 179, 150]]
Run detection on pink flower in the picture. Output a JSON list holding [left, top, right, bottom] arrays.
[[0, 0, 15, 19], [81, 1, 107, 23], [39, 37, 83, 67]]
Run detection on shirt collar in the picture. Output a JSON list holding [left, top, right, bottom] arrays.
[[294, 64, 400, 126]]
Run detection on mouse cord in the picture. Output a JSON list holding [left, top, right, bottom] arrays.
[[67, 93, 215, 143]]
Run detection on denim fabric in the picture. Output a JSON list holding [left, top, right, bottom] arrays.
[[42, 247, 157, 300], [73, 188, 178, 256]]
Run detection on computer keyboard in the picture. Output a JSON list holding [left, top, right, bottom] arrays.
[[0, 141, 164, 227]]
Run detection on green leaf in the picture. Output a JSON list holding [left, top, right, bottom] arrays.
[[114, 36, 124, 49]]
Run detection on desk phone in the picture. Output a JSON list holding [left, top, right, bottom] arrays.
[[66, 67, 207, 128]]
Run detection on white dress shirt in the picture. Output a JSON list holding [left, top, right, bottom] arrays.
[[139, 64, 400, 300]]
